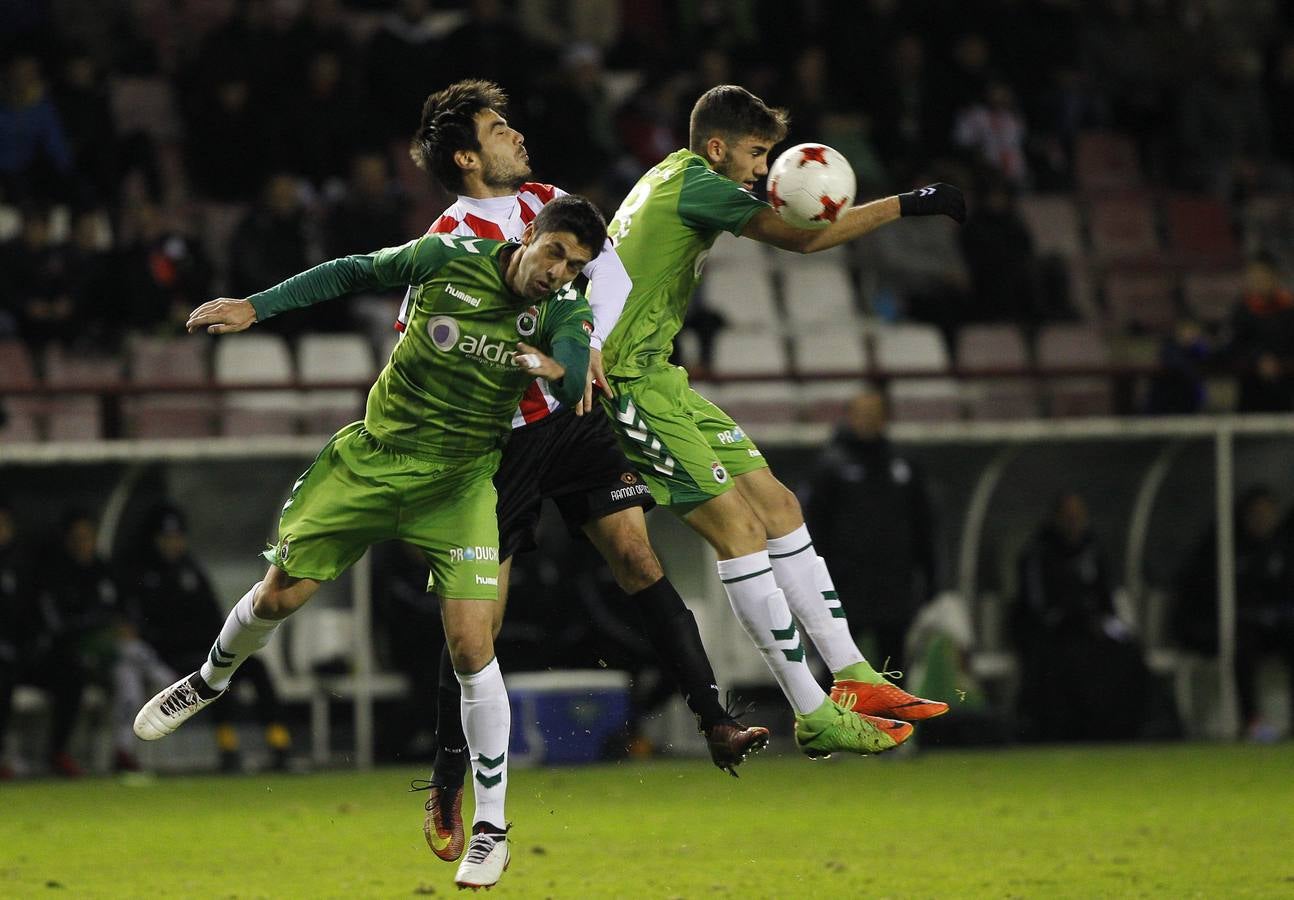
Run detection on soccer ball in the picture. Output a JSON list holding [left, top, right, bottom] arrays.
[[766, 143, 856, 230]]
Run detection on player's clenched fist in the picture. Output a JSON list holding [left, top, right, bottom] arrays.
[[514, 341, 566, 381], [186, 298, 258, 334], [897, 183, 967, 224]]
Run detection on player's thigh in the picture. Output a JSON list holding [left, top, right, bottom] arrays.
[[581, 506, 664, 593], [604, 367, 745, 513], [267, 423, 401, 581], [400, 452, 502, 603]]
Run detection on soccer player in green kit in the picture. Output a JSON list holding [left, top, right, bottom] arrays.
[[133, 196, 606, 890], [602, 86, 966, 758]]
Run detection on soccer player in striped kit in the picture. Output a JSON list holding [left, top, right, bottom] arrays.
[[407, 81, 769, 868]]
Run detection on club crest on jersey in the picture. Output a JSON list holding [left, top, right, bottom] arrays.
[[516, 306, 539, 336], [712, 462, 729, 484], [278, 535, 292, 562], [427, 315, 460, 351]]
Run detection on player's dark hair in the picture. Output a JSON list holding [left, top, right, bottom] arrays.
[[688, 85, 789, 153], [410, 79, 509, 193], [532, 195, 607, 259]]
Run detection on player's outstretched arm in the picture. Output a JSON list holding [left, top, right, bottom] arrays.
[[741, 183, 965, 255], [186, 298, 257, 334]]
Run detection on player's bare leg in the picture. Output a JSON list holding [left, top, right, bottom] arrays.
[[134, 568, 318, 740], [732, 469, 947, 721], [442, 597, 511, 889], [584, 506, 769, 774]]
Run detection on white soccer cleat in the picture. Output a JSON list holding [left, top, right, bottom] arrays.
[[133, 672, 224, 741], [454, 827, 510, 891]]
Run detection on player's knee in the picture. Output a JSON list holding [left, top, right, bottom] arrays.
[[716, 511, 767, 559], [444, 624, 494, 673], [252, 577, 312, 620]]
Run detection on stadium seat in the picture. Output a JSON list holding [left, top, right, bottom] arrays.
[[1087, 194, 1160, 264], [123, 337, 216, 439], [1074, 131, 1142, 192], [956, 325, 1038, 420], [1241, 193, 1294, 268], [297, 333, 376, 434], [871, 323, 949, 373], [1164, 195, 1239, 266], [1181, 269, 1244, 325], [707, 232, 772, 271], [1035, 323, 1113, 416], [802, 380, 861, 423], [0, 341, 41, 442], [790, 328, 866, 376], [213, 334, 299, 436], [889, 378, 963, 422], [0, 204, 20, 243], [702, 381, 802, 426], [711, 331, 790, 377], [1017, 194, 1084, 260], [43, 346, 123, 441], [197, 202, 248, 286], [779, 257, 860, 328], [702, 267, 781, 331], [1103, 268, 1178, 333]]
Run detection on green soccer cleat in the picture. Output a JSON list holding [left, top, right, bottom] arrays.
[[794, 700, 913, 759]]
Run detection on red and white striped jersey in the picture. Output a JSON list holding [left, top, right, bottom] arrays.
[[395, 182, 631, 430]]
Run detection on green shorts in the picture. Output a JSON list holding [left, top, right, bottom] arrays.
[[265, 422, 502, 600], [603, 366, 769, 512]]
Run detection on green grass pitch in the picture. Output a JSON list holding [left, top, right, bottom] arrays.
[[2, 744, 1291, 898]]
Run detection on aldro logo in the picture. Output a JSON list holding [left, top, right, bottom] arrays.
[[450, 546, 500, 563], [427, 315, 518, 368]]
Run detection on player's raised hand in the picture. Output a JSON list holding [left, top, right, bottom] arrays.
[[186, 299, 258, 334], [514, 341, 567, 387], [897, 183, 967, 224], [577, 348, 615, 415]]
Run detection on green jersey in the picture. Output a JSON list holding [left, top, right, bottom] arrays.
[[248, 234, 593, 460], [602, 149, 769, 377]]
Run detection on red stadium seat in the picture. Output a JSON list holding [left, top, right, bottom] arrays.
[[1017, 194, 1084, 261], [1103, 268, 1178, 333], [956, 325, 1039, 419], [1088, 194, 1160, 264], [123, 337, 216, 439], [42, 346, 123, 441], [1075, 131, 1142, 192], [1164, 195, 1239, 266], [1036, 324, 1113, 416]]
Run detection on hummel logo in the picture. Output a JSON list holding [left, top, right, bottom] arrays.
[[917, 187, 936, 197], [445, 284, 482, 307]]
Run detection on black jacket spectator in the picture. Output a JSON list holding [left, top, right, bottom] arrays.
[[1227, 256, 1294, 412]]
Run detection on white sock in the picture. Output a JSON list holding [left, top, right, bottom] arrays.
[[459, 657, 510, 830], [198, 584, 280, 692], [767, 525, 865, 675], [716, 551, 825, 714]]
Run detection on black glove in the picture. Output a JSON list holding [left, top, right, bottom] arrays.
[[898, 183, 966, 223]]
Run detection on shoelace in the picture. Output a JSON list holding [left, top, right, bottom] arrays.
[[408, 779, 458, 815], [464, 832, 500, 865], [159, 681, 201, 717]]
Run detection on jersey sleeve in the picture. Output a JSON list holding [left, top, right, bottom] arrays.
[[538, 289, 594, 406], [677, 165, 770, 235], [370, 234, 466, 286], [580, 239, 631, 351]]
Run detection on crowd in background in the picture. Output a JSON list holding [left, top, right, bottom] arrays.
[[2, 0, 1294, 403]]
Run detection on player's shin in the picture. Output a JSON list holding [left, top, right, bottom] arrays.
[[198, 584, 281, 691], [716, 551, 825, 715], [766, 525, 870, 678], [433, 644, 469, 783], [630, 578, 727, 728], [457, 657, 510, 831]]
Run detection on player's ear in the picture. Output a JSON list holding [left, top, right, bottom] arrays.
[[705, 136, 727, 165], [453, 148, 478, 175], [520, 222, 535, 245]]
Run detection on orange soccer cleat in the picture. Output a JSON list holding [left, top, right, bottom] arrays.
[[830, 679, 950, 721]]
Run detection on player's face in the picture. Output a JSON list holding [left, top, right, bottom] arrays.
[[713, 134, 773, 191], [514, 229, 593, 299], [474, 109, 530, 190]]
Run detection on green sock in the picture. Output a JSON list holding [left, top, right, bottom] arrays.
[[835, 660, 885, 685], [796, 697, 838, 730]]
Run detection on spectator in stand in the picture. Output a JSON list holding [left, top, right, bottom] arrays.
[[283, 49, 364, 191], [116, 201, 212, 336], [1146, 318, 1211, 415], [0, 206, 74, 350], [1227, 252, 1294, 412], [365, 0, 452, 144], [119, 502, 292, 772], [228, 174, 336, 336], [959, 176, 1049, 326], [181, 70, 275, 202], [1174, 487, 1294, 742], [64, 209, 117, 350], [323, 152, 409, 260], [0, 54, 73, 205], [1011, 491, 1150, 742], [50, 47, 118, 206], [953, 79, 1030, 189], [439, 0, 540, 109], [524, 44, 618, 202], [1177, 47, 1272, 197], [0, 496, 38, 780], [869, 34, 942, 180], [803, 386, 937, 675]]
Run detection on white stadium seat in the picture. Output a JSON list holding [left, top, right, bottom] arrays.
[[298, 334, 376, 434], [214, 333, 299, 436]]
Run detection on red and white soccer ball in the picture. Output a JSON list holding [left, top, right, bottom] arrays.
[[766, 143, 856, 230]]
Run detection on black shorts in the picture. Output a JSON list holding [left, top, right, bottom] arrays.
[[495, 408, 655, 560]]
